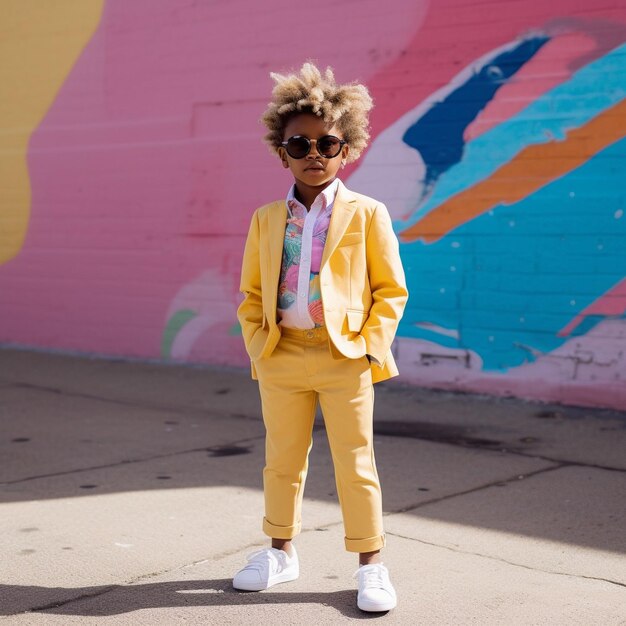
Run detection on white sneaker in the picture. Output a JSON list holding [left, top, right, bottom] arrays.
[[232, 546, 299, 591], [354, 563, 397, 612]]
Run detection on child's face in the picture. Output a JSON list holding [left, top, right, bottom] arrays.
[[278, 112, 350, 190]]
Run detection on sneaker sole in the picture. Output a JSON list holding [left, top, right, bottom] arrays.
[[233, 569, 299, 591], [357, 597, 397, 612]]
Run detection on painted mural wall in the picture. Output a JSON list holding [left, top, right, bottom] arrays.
[[1, 0, 625, 410]]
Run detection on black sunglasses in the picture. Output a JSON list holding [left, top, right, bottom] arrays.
[[281, 135, 347, 159]]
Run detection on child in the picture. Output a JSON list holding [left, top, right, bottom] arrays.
[[234, 62, 408, 612]]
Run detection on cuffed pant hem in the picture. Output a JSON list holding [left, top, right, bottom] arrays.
[[344, 533, 386, 553], [263, 517, 301, 540]]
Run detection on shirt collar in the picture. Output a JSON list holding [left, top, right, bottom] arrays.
[[286, 177, 340, 217]]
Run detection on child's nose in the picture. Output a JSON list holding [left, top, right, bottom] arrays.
[[306, 140, 322, 158]]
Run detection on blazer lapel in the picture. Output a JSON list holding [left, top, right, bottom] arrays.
[[265, 200, 287, 318], [321, 179, 358, 268]]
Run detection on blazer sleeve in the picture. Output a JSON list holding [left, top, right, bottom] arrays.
[[237, 209, 264, 354], [361, 203, 409, 364]]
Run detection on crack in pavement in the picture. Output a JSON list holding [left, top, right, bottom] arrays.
[[12, 540, 270, 616], [307, 464, 565, 538], [382, 430, 626, 474], [0, 434, 266, 486], [4, 381, 263, 423], [384, 530, 626, 590], [14, 586, 120, 616], [489, 448, 626, 474], [385, 462, 566, 514]]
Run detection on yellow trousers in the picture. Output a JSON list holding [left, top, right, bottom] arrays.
[[254, 325, 385, 553]]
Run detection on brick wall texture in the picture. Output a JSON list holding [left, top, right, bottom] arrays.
[[1, 0, 625, 409]]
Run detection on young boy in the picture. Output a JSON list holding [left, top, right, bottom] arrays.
[[235, 62, 408, 612]]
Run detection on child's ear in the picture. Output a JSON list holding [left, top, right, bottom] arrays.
[[277, 147, 290, 169]]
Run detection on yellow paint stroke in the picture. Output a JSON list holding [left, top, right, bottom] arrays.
[[400, 98, 626, 243], [0, 0, 104, 265]]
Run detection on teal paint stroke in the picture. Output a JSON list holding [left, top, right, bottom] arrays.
[[399, 41, 626, 229], [398, 136, 626, 372]]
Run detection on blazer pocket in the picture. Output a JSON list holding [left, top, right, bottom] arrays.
[[346, 309, 368, 333], [337, 231, 364, 247]]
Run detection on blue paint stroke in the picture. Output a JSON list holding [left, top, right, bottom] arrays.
[[399, 41, 626, 229], [402, 35, 549, 204]]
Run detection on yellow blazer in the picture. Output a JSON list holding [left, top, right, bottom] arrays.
[[237, 179, 408, 383]]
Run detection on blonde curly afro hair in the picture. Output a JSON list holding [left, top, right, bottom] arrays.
[[261, 62, 374, 163]]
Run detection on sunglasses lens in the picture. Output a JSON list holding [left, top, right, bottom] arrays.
[[317, 136, 342, 157], [286, 137, 310, 159]]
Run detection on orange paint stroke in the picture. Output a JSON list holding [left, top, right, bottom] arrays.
[[400, 98, 626, 243], [558, 277, 626, 337]]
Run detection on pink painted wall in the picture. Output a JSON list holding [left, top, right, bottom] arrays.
[[1, 0, 625, 410]]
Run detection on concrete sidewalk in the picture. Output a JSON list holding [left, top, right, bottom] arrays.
[[1, 347, 625, 624]]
